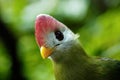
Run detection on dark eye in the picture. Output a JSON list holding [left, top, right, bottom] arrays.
[[54, 30, 64, 41]]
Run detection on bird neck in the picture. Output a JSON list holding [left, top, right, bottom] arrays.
[[52, 40, 90, 64], [52, 40, 97, 80]]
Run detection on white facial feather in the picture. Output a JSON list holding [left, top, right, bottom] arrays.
[[45, 26, 80, 60], [45, 26, 79, 48]]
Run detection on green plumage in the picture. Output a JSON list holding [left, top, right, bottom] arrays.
[[51, 41, 120, 80], [35, 14, 120, 80]]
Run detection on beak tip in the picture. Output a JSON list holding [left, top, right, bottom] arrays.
[[40, 46, 53, 59]]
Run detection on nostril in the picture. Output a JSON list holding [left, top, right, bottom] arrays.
[[55, 44, 60, 46]]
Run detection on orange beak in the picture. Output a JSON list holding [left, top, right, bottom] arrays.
[[40, 46, 54, 59]]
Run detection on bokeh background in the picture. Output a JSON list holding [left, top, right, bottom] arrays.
[[0, 0, 120, 80]]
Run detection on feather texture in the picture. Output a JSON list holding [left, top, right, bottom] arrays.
[[35, 14, 120, 80]]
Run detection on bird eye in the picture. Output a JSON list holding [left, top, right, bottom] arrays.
[[54, 30, 64, 41]]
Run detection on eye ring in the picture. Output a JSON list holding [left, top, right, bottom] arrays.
[[54, 30, 64, 41]]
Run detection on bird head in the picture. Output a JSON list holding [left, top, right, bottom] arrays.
[[35, 14, 79, 60]]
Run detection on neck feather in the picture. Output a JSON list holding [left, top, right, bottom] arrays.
[[52, 40, 97, 80], [52, 40, 90, 63]]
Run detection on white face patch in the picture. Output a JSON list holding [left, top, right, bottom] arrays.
[[45, 26, 80, 59], [45, 32, 55, 48], [63, 27, 77, 42], [45, 26, 79, 48]]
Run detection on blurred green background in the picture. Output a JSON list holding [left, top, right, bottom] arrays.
[[0, 0, 120, 80]]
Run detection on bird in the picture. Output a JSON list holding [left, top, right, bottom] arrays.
[[35, 14, 120, 80]]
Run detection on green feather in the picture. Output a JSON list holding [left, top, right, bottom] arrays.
[[51, 41, 120, 80]]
